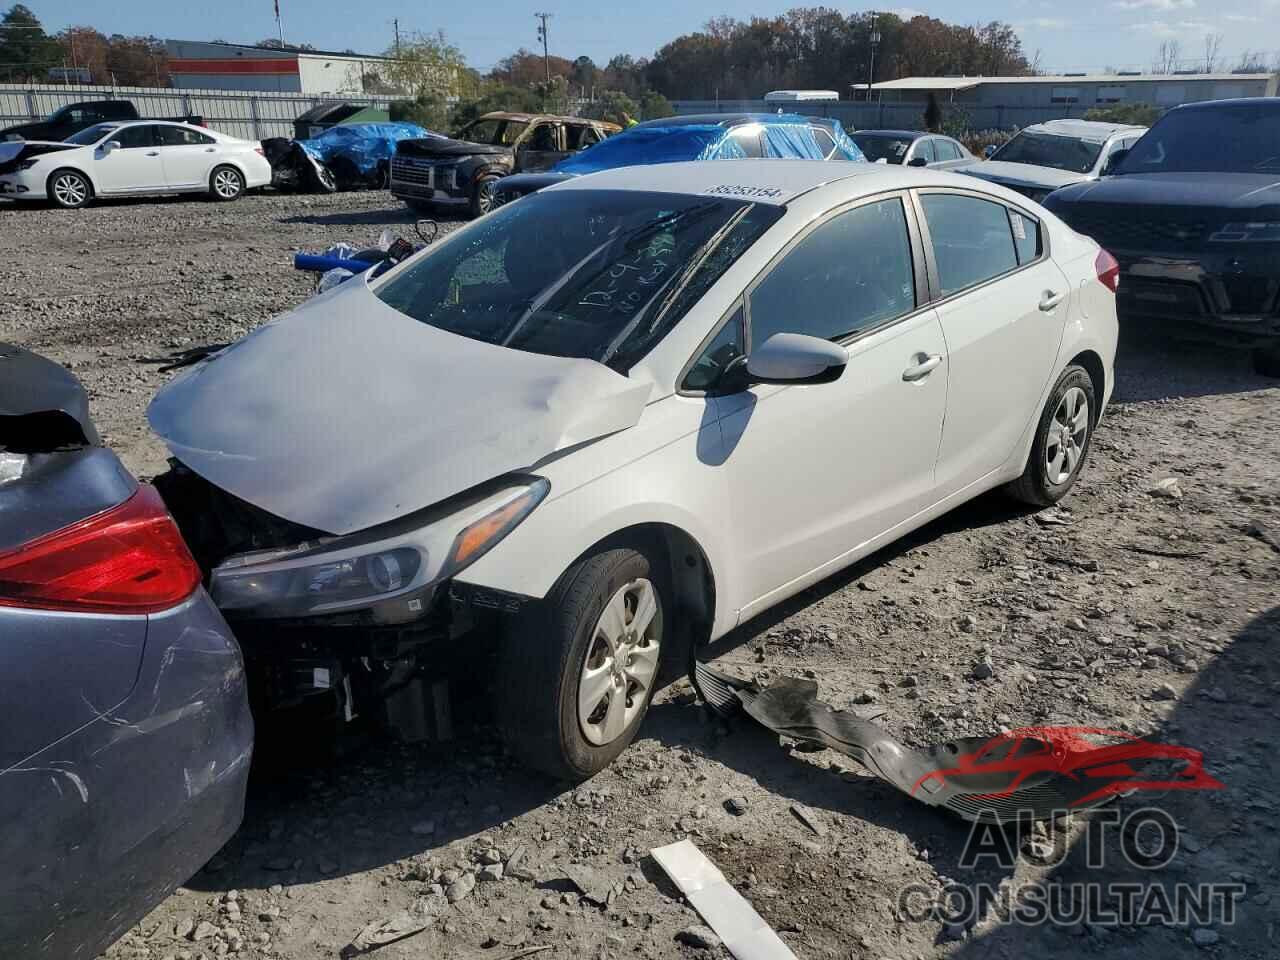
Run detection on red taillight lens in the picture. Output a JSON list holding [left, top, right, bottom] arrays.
[[0, 485, 201, 614], [1095, 249, 1120, 293]]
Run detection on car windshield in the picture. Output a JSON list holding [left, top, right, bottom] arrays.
[[459, 118, 528, 146], [851, 134, 912, 164], [1117, 103, 1280, 174], [990, 131, 1103, 174], [64, 123, 115, 145], [374, 189, 783, 373]]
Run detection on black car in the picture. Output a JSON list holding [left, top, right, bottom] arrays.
[[389, 111, 621, 218], [1, 99, 203, 142], [1043, 98, 1280, 376]]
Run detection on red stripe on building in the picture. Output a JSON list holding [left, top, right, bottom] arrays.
[[168, 58, 299, 75]]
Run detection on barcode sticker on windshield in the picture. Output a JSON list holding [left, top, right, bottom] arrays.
[[703, 184, 790, 202]]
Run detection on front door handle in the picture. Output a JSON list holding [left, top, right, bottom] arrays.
[[903, 353, 943, 382], [145, 151, 159, 157], [205, 147, 216, 152], [1039, 290, 1067, 311]]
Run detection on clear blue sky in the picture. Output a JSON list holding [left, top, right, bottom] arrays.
[[23, 0, 1280, 75]]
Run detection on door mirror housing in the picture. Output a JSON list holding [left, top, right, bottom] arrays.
[[1102, 148, 1129, 176], [907, 156, 929, 168], [983, 144, 998, 159], [102, 140, 121, 154], [745, 333, 849, 386]]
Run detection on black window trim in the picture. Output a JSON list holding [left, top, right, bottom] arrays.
[[676, 188, 932, 397], [909, 186, 1050, 307]]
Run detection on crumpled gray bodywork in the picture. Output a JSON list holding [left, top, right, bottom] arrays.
[[147, 278, 653, 535]]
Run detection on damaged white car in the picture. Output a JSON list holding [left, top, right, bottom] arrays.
[[149, 160, 1118, 779]]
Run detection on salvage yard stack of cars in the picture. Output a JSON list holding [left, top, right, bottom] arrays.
[[2, 88, 1280, 956]]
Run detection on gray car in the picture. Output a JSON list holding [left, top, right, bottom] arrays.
[[0, 343, 253, 958], [849, 129, 975, 169], [960, 119, 1147, 203]]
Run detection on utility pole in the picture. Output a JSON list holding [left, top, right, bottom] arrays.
[[866, 12, 880, 102], [393, 18, 400, 58], [535, 12, 552, 81], [274, 0, 285, 48]]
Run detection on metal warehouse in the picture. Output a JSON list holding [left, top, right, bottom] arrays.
[[868, 72, 1279, 107], [165, 40, 397, 95]]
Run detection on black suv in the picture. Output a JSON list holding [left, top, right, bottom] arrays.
[[1044, 98, 1280, 376]]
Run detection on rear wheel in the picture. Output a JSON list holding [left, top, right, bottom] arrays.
[[1253, 344, 1280, 379], [496, 547, 665, 780], [210, 165, 245, 201], [1005, 365, 1096, 507], [47, 169, 91, 209]]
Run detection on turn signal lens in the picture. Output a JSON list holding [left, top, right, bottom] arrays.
[[445, 482, 549, 574], [0, 485, 201, 614], [1095, 249, 1120, 294]]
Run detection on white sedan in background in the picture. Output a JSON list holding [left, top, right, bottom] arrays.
[[148, 160, 1118, 780], [0, 120, 272, 208]]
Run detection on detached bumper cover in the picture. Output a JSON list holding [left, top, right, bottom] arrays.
[[0, 589, 253, 958]]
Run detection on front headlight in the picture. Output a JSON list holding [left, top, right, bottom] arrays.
[[1210, 222, 1280, 243], [210, 478, 549, 621]]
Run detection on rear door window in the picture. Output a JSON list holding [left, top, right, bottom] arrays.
[[935, 139, 962, 161], [157, 126, 215, 146], [112, 125, 158, 149], [729, 128, 764, 158], [810, 125, 836, 158], [748, 197, 917, 345], [920, 194, 1019, 295], [1008, 209, 1042, 265]]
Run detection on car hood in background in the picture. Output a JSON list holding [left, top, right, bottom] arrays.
[[396, 136, 508, 159], [0, 341, 98, 444], [961, 161, 1090, 192], [147, 280, 653, 536], [499, 170, 577, 194], [0, 140, 78, 174], [1048, 172, 1280, 213]]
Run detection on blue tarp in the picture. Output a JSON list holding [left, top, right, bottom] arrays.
[[297, 123, 441, 177], [828, 124, 866, 162]]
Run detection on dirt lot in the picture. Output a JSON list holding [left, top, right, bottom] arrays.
[[2, 192, 1279, 960]]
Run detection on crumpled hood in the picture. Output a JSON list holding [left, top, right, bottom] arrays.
[[397, 136, 508, 159], [147, 279, 652, 536], [0, 140, 77, 174], [1048, 172, 1280, 213], [0, 341, 99, 445], [962, 161, 1090, 192]]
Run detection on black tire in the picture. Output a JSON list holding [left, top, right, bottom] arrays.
[[496, 546, 667, 781], [209, 165, 245, 201], [1005, 364, 1097, 507], [469, 174, 499, 218], [1253, 344, 1280, 379], [46, 168, 91, 209]]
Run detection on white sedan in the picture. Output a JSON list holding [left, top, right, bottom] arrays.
[[0, 120, 272, 208], [147, 160, 1118, 779]]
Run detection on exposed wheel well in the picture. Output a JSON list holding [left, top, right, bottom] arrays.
[[46, 166, 92, 196], [210, 162, 245, 183], [1069, 349, 1106, 419], [577, 523, 717, 661]]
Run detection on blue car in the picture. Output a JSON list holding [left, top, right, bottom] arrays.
[[0, 343, 253, 958], [492, 112, 864, 206]]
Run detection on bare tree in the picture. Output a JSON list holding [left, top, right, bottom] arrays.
[[1152, 39, 1181, 75], [1235, 49, 1269, 73], [1202, 33, 1222, 73]]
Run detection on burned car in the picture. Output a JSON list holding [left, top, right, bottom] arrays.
[[389, 111, 620, 217]]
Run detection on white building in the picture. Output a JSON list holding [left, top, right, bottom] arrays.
[[166, 40, 399, 95]]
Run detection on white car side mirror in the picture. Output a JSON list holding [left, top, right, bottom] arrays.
[[102, 140, 121, 154], [746, 333, 849, 386]]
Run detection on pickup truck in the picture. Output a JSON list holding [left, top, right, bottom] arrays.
[[1, 100, 205, 142]]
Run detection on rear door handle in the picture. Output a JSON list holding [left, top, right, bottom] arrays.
[[205, 147, 216, 152], [1039, 290, 1067, 311], [902, 353, 943, 382]]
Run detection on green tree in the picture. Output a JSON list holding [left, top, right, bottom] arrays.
[[382, 30, 469, 99], [639, 90, 674, 120], [390, 91, 449, 131], [450, 83, 543, 131], [583, 89, 639, 126], [0, 4, 61, 82]]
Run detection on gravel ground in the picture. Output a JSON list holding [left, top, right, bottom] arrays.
[[2, 192, 1279, 960]]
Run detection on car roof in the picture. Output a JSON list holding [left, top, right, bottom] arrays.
[[852, 129, 927, 139], [548, 157, 930, 203], [1171, 96, 1280, 112], [478, 111, 620, 131], [1021, 118, 1146, 140], [637, 113, 813, 129]]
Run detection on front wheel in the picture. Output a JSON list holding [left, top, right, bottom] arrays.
[[496, 547, 666, 780], [210, 165, 245, 201], [47, 169, 91, 209], [469, 175, 499, 218], [1005, 364, 1097, 507]]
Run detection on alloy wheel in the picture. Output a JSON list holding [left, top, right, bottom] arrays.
[[213, 169, 242, 199], [1045, 386, 1089, 485], [578, 578, 661, 746], [52, 173, 87, 207]]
